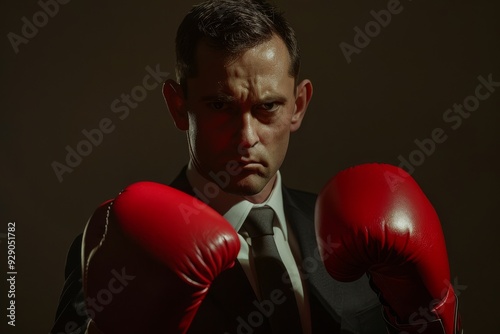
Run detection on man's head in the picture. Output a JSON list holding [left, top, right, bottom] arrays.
[[174, 0, 301, 95], [163, 0, 313, 202]]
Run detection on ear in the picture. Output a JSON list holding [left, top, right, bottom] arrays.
[[162, 79, 189, 131], [290, 79, 313, 132]]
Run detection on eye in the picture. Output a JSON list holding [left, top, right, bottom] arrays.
[[209, 101, 226, 110], [259, 102, 280, 112]]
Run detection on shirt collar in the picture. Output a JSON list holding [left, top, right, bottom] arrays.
[[186, 160, 288, 240]]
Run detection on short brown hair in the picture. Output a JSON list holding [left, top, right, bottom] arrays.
[[175, 0, 301, 94]]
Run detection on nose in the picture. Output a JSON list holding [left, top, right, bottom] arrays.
[[239, 111, 258, 150]]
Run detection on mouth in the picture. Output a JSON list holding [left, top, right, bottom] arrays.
[[237, 158, 266, 167], [240, 163, 262, 170], [234, 158, 267, 175]]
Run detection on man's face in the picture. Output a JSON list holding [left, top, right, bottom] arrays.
[[166, 34, 312, 198]]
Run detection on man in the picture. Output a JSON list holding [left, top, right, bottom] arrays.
[[51, 1, 460, 333]]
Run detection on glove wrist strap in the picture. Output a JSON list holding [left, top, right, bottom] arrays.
[[383, 285, 462, 334]]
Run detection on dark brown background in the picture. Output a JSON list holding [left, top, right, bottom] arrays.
[[1, 0, 499, 332]]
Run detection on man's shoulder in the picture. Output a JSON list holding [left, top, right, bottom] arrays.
[[284, 186, 317, 200], [282, 185, 317, 216]]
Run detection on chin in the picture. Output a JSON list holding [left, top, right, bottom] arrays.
[[226, 173, 268, 197]]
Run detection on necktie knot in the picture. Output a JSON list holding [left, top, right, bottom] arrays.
[[244, 206, 275, 238]]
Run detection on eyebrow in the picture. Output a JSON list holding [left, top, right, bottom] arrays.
[[199, 93, 289, 104], [199, 94, 236, 103]]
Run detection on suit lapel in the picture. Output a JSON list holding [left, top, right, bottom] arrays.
[[281, 186, 344, 324]]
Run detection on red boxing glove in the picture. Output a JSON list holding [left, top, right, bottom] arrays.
[[315, 163, 462, 334], [82, 181, 240, 334]]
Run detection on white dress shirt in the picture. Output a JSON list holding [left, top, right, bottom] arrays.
[[186, 161, 312, 334]]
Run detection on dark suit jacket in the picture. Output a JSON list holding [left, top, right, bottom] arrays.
[[51, 169, 387, 334]]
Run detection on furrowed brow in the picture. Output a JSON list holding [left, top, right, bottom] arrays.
[[258, 93, 288, 104], [199, 94, 236, 103]]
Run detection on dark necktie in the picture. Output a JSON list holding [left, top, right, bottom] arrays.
[[243, 206, 302, 333]]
